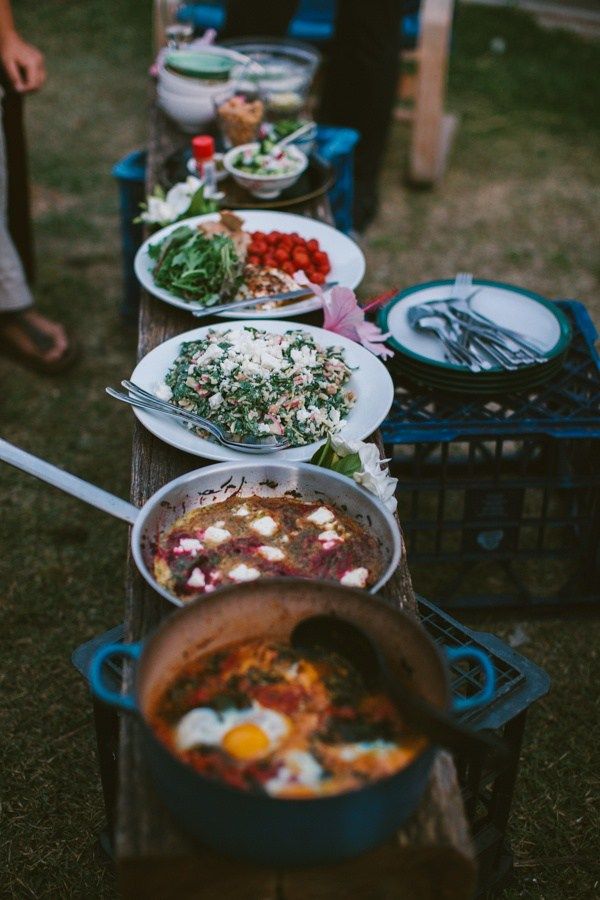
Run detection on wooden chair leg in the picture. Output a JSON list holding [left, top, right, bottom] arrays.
[[408, 0, 456, 186]]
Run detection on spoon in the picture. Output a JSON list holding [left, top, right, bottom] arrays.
[[407, 306, 485, 372], [291, 615, 508, 763], [272, 121, 315, 150]]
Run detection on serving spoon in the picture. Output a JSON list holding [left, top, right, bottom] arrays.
[[291, 615, 508, 763]]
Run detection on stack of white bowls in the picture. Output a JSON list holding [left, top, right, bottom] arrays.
[[157, 47, 239, 134]]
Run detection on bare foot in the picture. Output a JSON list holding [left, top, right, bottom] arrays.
[[0, 308, 76, 372]]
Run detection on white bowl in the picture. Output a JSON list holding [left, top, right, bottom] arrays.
[[223, 142, 307, 199], [158, 64, 232, 98], [157, 83, 217, 133]]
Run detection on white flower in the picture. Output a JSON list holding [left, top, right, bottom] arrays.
[[354, 465, 398, 512], [139, 176, 203, 225], [139, 195, 173, 225], [330, 434, 398, 512], [164, 182, 194, 219]]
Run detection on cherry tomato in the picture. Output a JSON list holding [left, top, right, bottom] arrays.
[[311, 271, 326, 285], [274, 248, 289, 264], [281, 261, 295, 275], [306, 239, 319, 252], [292, 250, 310, 268], [263, 256, 277, 268], [313, 251, 328, 265], [248, 255, 261, 266], [252, 231, 265, 242], [266, 233, 278, 245]]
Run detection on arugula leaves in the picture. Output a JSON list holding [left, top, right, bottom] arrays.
[[148, 226, 244, 306]]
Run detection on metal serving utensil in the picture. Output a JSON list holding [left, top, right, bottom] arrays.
[[291, 614, 508, 763], [106, 381, 291, 453], [407, 306, 486, 372], [191, 281, 338, 318]]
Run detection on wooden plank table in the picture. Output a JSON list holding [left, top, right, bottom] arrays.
[[115, 104, 476, 899]]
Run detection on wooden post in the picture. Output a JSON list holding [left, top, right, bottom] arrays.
[[408, 0, 457, 186]]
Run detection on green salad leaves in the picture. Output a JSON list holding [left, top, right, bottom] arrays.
[[148, 226, 244, 306]]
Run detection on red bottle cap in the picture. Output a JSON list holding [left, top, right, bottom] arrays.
[[192, 135, 215, 163]]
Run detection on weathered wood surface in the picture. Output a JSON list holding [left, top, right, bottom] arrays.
[[116, 101, 475, 899]]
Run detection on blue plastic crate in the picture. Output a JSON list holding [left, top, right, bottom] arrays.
[[178, 1, 421, 49], [382, 302, 600, 444], [382, 302, 600, 609], [111, 149, 146, 322]]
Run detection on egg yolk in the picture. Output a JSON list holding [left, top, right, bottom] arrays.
[[222, 723, 271, 760]]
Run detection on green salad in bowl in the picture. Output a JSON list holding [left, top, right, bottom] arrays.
[[223, 139, 308, 199]]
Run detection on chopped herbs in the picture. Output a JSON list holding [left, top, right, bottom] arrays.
[[162, 326, 355, 446]]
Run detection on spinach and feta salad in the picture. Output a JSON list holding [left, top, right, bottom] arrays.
[[148, 225, 244, 306], [159, 327, 356, 446]]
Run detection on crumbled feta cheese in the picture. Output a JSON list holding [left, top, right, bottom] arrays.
[[186, 568, 206, 589], [317, 530, 343, 543], [155, 382, 172, 401], [208, 392, 223, 410], [306, 507, 335, 526], [250, 515, 278, 538], [203, 525, 231, 545], [258, 545, 285, 562], [178, 537, 203, 554], [340, 567, 369, 588], [229, 563, 260, 582], [233, 504, 250, 517]]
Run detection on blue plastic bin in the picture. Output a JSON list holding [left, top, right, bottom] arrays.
[[178, 1, 420, 49], [112, 125, 358, 318], [111, 150, 146, 322]]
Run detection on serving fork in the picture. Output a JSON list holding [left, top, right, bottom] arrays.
[[106, 380, 291, 453]]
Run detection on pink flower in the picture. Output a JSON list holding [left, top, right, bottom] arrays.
[[294, 273, 393, 359]]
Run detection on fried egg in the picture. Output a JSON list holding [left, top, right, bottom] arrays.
[[265, 750, 324, 797], [176, 702, 290, 761]]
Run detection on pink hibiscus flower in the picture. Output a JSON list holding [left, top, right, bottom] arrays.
[[294, 273, 394, 359]]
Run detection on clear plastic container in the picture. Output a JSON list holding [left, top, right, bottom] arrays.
[[222, 37, 320, 120]]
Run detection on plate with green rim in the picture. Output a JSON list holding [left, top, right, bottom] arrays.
[[165, 51, 234, 81], [378, 279, 572, 375], [389, 353, 566, 395]]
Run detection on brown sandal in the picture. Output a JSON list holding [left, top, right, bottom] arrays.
[[0, 309, 79, 374]]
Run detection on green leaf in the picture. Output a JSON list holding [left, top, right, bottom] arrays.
[[332, 452, 361, 477]]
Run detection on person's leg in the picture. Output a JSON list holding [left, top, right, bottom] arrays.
[[221, 1, 298, 39], [0, 103, 33, 313], [0, 111, 74, 371], [319, 0, 403, 230]]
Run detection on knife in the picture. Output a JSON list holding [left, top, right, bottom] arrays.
[[191, 281, 338, 318]]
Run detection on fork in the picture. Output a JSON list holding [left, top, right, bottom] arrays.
[[451, 272, 473, 301], [106, 382, 291, 453], [447, 272, 547, 359]]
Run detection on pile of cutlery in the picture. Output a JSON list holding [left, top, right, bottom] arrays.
[[407, 273, 547, 373]]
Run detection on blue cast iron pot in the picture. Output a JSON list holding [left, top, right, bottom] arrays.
[[90, 578, 494, 866]]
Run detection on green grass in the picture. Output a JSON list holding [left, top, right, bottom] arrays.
[[1, 2, 599, 897]]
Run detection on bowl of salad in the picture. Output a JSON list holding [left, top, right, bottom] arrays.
[[223, 139, 308, 199]]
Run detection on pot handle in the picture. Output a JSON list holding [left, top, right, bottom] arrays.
[[0, 437, 139, 525], [444, 646, 495, 712], [89, 642, 142, 712]]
